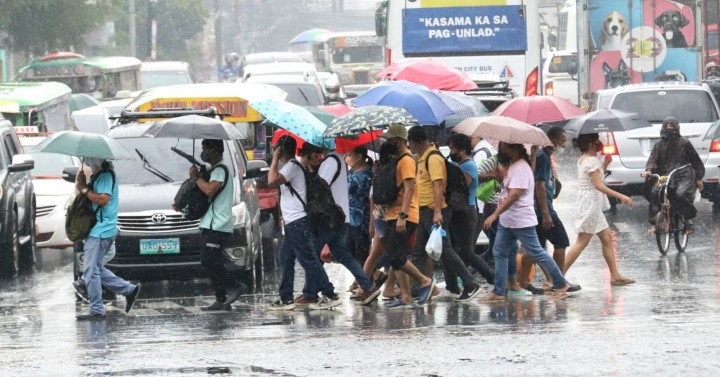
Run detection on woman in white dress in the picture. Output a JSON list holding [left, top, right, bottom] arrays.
[[563, 133, 636, 286]]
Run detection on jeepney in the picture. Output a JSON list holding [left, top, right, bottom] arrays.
[[312, 31, 385, 85], [123, 83, 287, 269], [16, 54, 141, 100], [0, 82, 72, 132]]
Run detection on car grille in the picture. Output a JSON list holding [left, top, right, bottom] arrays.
[[36, 205, 55, 218], [117, 213, 200, 233]]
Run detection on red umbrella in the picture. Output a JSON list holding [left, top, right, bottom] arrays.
[[335, 130, 382, 153], [376, 58, 478, 91], [41, 52, 85, 61], [272, 129, 305, 155], [492, 96, 585, 124], [317, 103, 353, 116]]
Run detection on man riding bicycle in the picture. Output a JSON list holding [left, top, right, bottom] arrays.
[[642, 117, 704, 234]]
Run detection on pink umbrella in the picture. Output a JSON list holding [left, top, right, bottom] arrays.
[[317, 103, 353, 116], [492, 96, 585, 124], [376, 58, 478, 91]]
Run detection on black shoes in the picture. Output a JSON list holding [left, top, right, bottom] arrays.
[[223, 285, 245, 306], [76, 311, 107, 321], [125, 283, 141, 313], [525, 284, 546, 295], [567, 283, 582, 293], [200, 300, 232, 311], [455, 285, 481, 302], [73, 279, 90, 303]]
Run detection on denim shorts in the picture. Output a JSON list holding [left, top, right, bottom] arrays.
[[373, 219, 389, 238]]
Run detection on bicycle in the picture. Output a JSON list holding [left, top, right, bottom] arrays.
[[647, 164, 692, 255]]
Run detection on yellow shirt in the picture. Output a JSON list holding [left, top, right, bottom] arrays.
[[417, 146, 447, 209], [386, 154, 420, 224]]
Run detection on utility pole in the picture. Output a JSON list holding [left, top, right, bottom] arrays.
[[214, 0, 223, 74], [129, 0, 136, 57]]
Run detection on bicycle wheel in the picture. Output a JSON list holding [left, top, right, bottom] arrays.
[[655, 211, 670, 255], [674, 215, 688, 252]]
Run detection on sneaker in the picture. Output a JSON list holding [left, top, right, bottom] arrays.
[[525, 284, 546, 295], [125, 283, 141, 313], [455, 285, 481, 302], [268, 298, 296, 311], [507, 288, 532, 296], [223, 286, 245, 306], [72, 279, 89, 303], [308, 294, 342, 310], [360, 286, 381, 305], [383, 299, 418, 310], [293, 295, 317, 307], [416, 276, 437, 304], [76, 311, 107, 321], [200, 301, 231, 311]]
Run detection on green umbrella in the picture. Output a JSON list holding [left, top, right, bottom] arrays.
[[36, 131, 136, 160], [69, 93, 100, 112], [304, 106, 336, 126]]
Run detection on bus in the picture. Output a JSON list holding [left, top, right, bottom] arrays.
[[16, 54, 141, 100], [375, 0, 542, 96], [311, 31, 385, 85]]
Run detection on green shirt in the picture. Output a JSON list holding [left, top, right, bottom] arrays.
[[199, 161, 234, 233]]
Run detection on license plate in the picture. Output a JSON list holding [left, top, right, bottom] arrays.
[[140, 238, 180, 255]]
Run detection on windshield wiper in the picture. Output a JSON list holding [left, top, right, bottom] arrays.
[[135, 148, 173, 182], [297, 88, 311, 105]]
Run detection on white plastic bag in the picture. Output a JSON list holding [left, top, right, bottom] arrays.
[[425, 225, 446, 262]]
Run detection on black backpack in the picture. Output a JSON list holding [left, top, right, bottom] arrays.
[[425, 150, 470, 212], [286, 160, 346, 231], [65, 170, 115, 242], [322, 154, 342, 185], [174, 164, 229, 220], [372, 153, 414, 206]]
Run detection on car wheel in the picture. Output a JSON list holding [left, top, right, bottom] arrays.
[[19, 203, 37, 273], [260, 214, 276, 271], [0, 211, 20, 278]]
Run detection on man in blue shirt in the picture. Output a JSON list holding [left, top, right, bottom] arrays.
[[73, 158, 140, 320], [189, 139, 243, 311]]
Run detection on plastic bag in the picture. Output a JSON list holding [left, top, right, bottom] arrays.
[[425, 225, 446, 262]]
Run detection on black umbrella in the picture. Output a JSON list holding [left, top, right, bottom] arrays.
[[142, 115, 246, 140], [564, 109, 651, 134]]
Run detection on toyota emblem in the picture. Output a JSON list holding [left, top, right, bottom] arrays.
[[151, 213, 167, 224]]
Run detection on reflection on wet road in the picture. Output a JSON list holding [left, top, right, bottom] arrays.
[[2, 156, 720, 376]]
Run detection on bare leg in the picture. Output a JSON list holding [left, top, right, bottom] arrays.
[[400, 260, 432, 287], [563, 233, 593, 274], [363, 233, 384, 277], [518, 252, 535, 288], [382, 268, 398, 298], [553, 247, 566, 278], [597, 229, 635, 285], [394, 270, 414, 304]]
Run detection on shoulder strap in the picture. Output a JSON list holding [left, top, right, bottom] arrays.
[[208, 164, 230, 199], [322, 154, 342, 185], [425, 149, 444, 172], [285, 160, 308, 210], [472, 147, 492, 160]]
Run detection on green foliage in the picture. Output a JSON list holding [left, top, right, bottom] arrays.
[[0, 0, 114, 56]]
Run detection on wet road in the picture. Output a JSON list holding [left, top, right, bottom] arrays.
[[3, 156, 720, 376]]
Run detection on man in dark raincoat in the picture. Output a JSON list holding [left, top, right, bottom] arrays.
[[643, 117, 704, 233]]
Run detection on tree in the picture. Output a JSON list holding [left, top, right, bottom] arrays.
[[0, 0, 113, 57]]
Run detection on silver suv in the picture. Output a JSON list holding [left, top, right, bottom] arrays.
[[601, 82, 720, 211]]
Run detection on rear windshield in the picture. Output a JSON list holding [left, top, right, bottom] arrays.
[[548, 55, 577, 74], [611, 90, 718, 123], [141, 71, 191, 90]]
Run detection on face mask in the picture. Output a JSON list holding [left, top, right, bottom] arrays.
[[595, 141, 603, 153], [449, 152, 461, 163], [497, 151, 512, 166], [555, 146, 566, 155], [200, 151, 211, 163], [84, 158, 104, 172]]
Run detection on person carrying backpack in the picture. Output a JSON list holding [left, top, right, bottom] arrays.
[[73, 158, 140, 320], [407, 126, 480, 302], [266, 136, 341, 311], [297, 144, 380, 306]]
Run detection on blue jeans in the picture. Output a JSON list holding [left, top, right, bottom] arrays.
[[83, 237, 136, 314], [279, 218, 335, 301], [491, 225, 568, 296], [308, 223, 374, 295]]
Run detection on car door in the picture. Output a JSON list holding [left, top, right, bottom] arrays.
[[2, 132, 28, 223]]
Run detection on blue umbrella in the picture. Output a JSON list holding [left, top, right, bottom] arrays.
[[250, 99, 335, 148], [352, 80, 454, 125], [289, 28, 332, 45]]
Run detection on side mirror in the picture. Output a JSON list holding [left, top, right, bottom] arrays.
[[346, 91, 358, 99], [62, 166, 79, 183], [8, 154, 34, 173], [568, 60, 579, 80], [244, 160, 269, 179]]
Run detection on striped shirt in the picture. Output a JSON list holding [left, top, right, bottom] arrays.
[[477, 156, 500, 205]]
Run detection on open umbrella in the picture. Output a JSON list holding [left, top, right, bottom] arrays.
[[37, 131, 135, 160], [334, 130, 383, 153], [492, 96, 584, 124], [304, 106, 335, 126], [289, 28, 331, 44], [142, 115, 246, 140], [250, 99, 334, 148], [317, 103, 353, 116], [564, 109, 651, 134], [322, 105, 416, 138], [453, 116, 552, 147], [69, 93, 100, 112], [435, 90, 488, 127], [377, 58, 478, 91], [353, 80, 453, 125]]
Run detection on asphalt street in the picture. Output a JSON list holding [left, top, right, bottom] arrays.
[[2, 154, 720, 376]]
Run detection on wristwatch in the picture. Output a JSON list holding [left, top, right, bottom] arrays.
[[399, 211, 408, 219], [81, 187, 89, 195]]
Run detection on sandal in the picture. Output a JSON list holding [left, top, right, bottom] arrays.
[[610, 277, 636, 286], [685, 222, 695, 236]]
